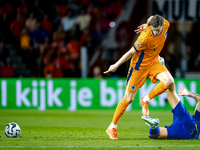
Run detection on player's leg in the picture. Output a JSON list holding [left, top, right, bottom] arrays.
[[144, 86, 178, 140], [149, 71, 174, 99], [106, 66, 147, 139], [143, 84, 177, 139], [141, 64, 173, 116], [149, 127, 168, 139], [143, 116, 168, 139], [167, 88, 198, 139], [111, 91, 137, 126], [106, 91, 137, 139], [166, 83, 180, 109], [144, 84, 178, 139], [150, 71, 179, 110]]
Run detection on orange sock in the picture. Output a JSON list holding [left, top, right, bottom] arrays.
[[112, 98, 130, 124], [148, 82, 171, 99]]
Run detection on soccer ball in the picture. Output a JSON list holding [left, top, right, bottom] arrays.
[[5, 122, 21, 138]]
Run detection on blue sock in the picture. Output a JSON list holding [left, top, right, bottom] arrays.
[[149, 126, 160, 138]]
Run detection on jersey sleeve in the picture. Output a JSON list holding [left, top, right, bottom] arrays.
[[133, 37, 147, 52], [163, 18, 170, 30]]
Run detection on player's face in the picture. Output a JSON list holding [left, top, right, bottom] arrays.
[[151, 25, 163, 36]]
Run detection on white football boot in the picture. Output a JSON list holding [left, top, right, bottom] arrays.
[[141, 116, 160, 128]]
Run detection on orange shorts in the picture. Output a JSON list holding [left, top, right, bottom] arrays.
[[126, 61, 168, 92]]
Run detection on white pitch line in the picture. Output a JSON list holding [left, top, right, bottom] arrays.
[[1, 145, 200, 148]]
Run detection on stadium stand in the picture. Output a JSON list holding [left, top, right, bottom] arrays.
[[1, 0, 200, 78], [0, 0, 126, 77]]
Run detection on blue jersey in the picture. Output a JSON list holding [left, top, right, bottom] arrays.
[[165, 101, 200, 139]]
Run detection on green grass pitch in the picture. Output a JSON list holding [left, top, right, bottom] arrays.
[[0, 109, 200, 150]]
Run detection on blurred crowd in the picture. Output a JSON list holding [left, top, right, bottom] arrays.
[[0, 0, 127, 78], [160, 21, 200, 78], [1, 0, 200, 78]]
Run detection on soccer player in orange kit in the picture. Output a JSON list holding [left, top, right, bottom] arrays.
[[104, 14, 174, 139]]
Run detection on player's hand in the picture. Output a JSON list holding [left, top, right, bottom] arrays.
[[177, 88, 189, 96], [104, 64, 118, 74], [134, 24, 147, 34]]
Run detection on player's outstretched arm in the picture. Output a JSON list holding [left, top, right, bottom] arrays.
[[178, 88, 200, 101], [104, 47, 137, 74], [178, 88, 200, 112]]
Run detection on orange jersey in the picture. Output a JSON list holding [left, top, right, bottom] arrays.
[[131, 19, 170, 70]]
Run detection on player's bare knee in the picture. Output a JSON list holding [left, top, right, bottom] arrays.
[[124, 95, 134, 103], [124, 91, 136, 103], [168, 83, 175, 91], [164, 77, 174, 87]]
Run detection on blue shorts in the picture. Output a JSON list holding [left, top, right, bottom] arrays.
[[165, 101, 198, 139]]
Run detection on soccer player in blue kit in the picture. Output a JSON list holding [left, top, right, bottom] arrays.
[[143, 86, 200, 139]]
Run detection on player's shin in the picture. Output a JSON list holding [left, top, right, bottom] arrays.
[[107, 98, 130, 140], [148, 82, 171, 99], [111, 98, 130, 125]]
